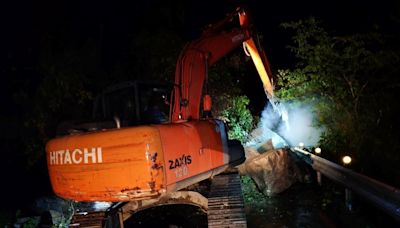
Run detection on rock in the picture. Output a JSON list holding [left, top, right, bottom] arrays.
[[26, 195, 75, 227], [29, 195, 72, 216], [244, 147, 260, 159], [256, 139, 274, 153], [14, 216, 40, 228], [243, 139, 273, 159], [238, 148, 302, 196]]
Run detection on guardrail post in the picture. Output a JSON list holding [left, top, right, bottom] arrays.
[[316, 171, 322, 186], [342, 155, 353, 212], [345, 188, 353, 212], [314, 147, 322, 186]]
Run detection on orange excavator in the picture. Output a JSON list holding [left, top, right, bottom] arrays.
[[45, 7, 274, 227]]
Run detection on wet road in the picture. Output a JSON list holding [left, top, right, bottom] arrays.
[[244, 180, 399, 228]]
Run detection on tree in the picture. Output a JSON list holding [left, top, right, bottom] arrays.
[[276, 18, 400, 180], [208, 52, 257, 143], [221, 95, 254, 143]]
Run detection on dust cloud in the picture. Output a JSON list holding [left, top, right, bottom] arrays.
[[246, 99, 324, 149]]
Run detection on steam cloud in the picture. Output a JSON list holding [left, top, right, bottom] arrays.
[[246, 100, 324, 149]]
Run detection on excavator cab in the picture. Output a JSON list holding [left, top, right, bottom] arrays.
[[56, 81, 172, 136], [93, 80, 171, 126]]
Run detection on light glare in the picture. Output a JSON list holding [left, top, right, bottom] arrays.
[[342, 156, 352, 165]]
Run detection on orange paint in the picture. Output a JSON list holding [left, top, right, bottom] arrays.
[[46, 120, 229, 202], [157, 120, 226, 187], [244, 38, 274, 97], [46, 126, 165, 202], [203, 95, 212, 112]]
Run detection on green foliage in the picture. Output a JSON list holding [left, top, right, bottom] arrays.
[[221, 96, 254, 143], [50, 201, 76, 228], [14, 52, 95, 170], [10, 210, 40, 228], [208, 53, 247, 117], [22, 217, 39, 228], [277, 18, 400, 174], [206, 52, 255, 143], [241, 175, 266, 205]]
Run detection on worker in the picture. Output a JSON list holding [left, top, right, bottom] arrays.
[[143, 96, 167, 124]]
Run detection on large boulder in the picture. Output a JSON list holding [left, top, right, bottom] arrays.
[[238, 148, 303, 196]]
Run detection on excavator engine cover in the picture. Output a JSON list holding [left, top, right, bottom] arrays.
[[46, 126, 166, 202], [46, 120, 241, 202]]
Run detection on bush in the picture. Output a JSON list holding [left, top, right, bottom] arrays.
[[221, 96, 254, 143]]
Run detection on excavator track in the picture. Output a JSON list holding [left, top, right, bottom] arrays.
[[207, 172, 247, 228], [69, 202, 123, 228], [69, 211, 106, 228], [69, 173, 247, 228]]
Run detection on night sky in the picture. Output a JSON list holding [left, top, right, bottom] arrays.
[[1, 0, 398, 106], [2, 0, 399, 60], [1, 0, 398, 84]]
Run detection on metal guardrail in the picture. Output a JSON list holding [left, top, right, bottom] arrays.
[[291, 147, 400, 222]]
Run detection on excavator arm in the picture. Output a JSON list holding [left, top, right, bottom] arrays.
[[172, 8, 274, 122]]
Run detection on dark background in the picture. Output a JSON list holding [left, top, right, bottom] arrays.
[[1, 0, 398, 111]]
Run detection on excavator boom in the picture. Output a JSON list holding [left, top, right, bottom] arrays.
[[172, 8, 274, 121]]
